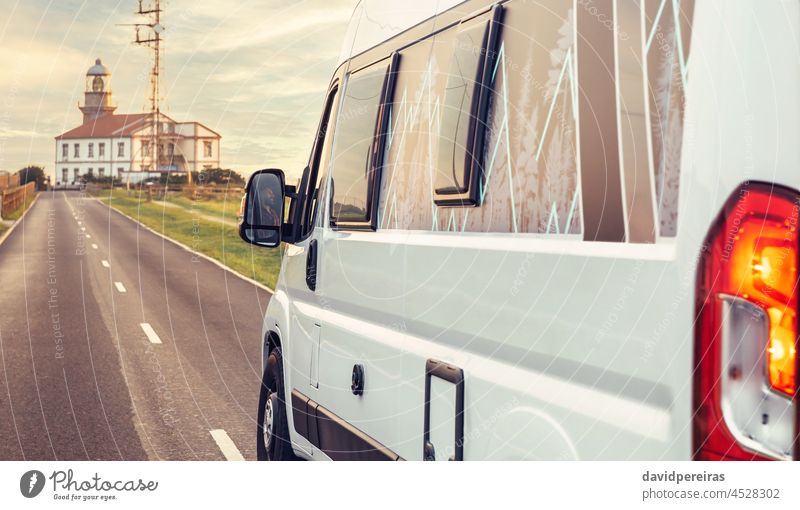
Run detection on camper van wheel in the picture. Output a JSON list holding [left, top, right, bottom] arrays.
[[256, 347, 297, 461]]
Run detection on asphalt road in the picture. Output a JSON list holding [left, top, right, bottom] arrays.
[[0, 190, 271, 460]]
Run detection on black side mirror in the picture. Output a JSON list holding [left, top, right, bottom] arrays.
[[239, 169, 286, 248]]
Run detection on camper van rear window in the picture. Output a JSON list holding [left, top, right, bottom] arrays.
[[433, 6, 503, 207]]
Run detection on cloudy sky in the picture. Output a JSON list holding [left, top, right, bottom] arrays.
[[0, 0, 355, 181]]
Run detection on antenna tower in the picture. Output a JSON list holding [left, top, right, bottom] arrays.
[[123, 1, 170, 181]]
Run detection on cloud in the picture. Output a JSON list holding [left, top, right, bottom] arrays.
[[0, 0, 355, 179], [165, 1, 355, 55]]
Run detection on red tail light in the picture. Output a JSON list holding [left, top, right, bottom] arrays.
[[694, 183, 799, 461]]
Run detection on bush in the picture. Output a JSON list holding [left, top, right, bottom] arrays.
[[17, 165, 46, 190], [152, 168, 246, 187], [196, 168, 246, 186]]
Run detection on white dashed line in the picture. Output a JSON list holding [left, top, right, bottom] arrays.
[[81, 227, 86, 231], [209, 430, 245, 461], [85, 234, 91, 239], [91, 243, 98, 250], [101, 260, 110, 268], [140, 323, 162, 344], [114, 282, 126, 293]]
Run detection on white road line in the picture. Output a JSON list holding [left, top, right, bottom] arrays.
[[209, 430, 245, 461], [139, 323, 162, 344], [91, 243, 98, 250], [85, 234, 91, 239], [114, 281, 126, 293], [101, 260, 110, 268], [101, 203, 274, 294], [81, 227, 86, 231]]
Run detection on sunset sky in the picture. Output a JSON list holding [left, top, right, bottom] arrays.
[[0, 0, 355, 181]]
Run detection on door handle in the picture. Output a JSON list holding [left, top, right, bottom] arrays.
[[423, 359, 465, 461], [306, 239, 318, 291], [351, 364, 365, 396]]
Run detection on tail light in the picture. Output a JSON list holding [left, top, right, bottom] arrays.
[[694, 183, 799, 460]]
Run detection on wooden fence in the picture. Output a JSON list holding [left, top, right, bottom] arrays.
[[1, 181, 35, 218], [0, 173, 20, 191]]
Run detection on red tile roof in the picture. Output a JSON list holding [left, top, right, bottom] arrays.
[[55, 113, 153, 140]]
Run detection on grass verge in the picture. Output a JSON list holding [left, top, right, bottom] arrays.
[[96, 188, 282, 288], [3, 192, 37, 221]]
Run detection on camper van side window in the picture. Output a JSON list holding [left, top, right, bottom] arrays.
[[303, 86, 339, 237], [433, 6, 503, 207], [329, 58, 395, 230]]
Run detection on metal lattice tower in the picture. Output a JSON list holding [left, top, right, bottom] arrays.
[[121, 1, 180, 182]]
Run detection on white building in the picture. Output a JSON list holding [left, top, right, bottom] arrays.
[[54, 58, 221, 184]]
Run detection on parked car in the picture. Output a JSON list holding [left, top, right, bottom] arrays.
[[240, 0, 800, 460]]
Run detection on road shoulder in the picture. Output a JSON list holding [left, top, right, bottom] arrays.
[[0, 192, 40, 248], [91, 196, 274, 294]]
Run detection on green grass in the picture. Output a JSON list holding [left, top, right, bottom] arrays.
[[167, 194, 242, 220], [96, 188, 282, 288]]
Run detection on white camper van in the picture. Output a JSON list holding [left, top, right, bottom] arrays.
[[239, 0, 800, 461]]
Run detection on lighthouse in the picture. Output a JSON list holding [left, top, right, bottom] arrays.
[[79, 58, 117, 123]]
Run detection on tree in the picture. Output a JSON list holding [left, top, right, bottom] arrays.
[[18, 165, 46, 190]]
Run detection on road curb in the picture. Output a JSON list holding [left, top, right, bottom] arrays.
[[0, 192, 40, 249], [94, 197, 275, 294]]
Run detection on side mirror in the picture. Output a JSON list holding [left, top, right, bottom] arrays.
[[239, 169, 286, 248]]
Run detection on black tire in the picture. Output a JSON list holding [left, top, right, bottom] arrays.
[[256, 347, 298, 461]]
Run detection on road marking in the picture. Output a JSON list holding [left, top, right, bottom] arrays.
[[209, 430, 245, 461], [114, 281, 126, 293], [103, 204, 274, 294], [139, 323, 162, 344], [101, 260, 110, 268], [85, 234, 91, 239], [91, 243, 98, 250], [81, 227, 86, 231]]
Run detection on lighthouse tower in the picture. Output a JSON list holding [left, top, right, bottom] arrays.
[[79, 58, 117, 123]]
